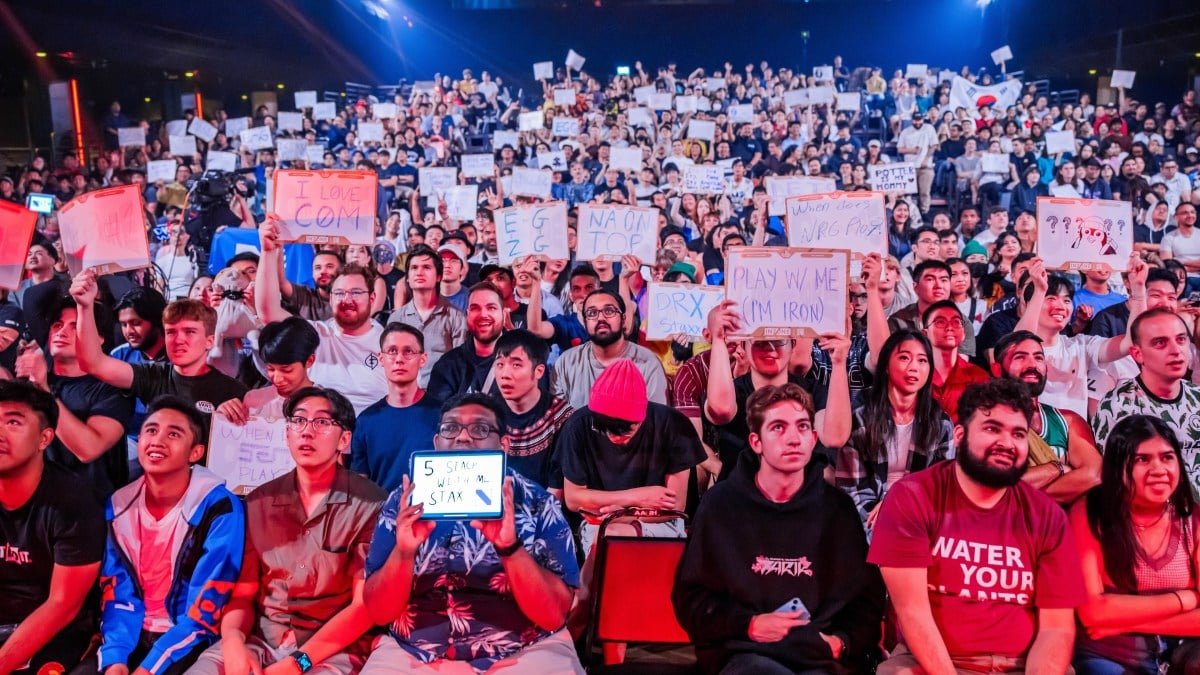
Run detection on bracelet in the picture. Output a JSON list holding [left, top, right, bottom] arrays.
[[1173, 590, 1186, 613]]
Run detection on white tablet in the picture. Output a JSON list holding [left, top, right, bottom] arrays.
[[409, 450, 507, 520]]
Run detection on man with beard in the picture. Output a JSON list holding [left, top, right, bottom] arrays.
[[279, 250, 342, 322], [992, 331, 1102, 504], [552, 289, 667, 411], [871, 380, 1085, 675], [1092, 307, 1200, 499], [258, 216, 386, 415]]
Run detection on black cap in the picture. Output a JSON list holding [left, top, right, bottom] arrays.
[[479, 263, 514, 282], [227, 251, 261, 265], [659, 225, 687, 244]]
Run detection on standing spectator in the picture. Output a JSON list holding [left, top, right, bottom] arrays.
[[387, 245, 468, 387], [896, 115, 939, 215]]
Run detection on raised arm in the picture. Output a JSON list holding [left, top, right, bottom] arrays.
[[522, 259, 555, 340], [815, 334, 852, 447], [703, 301, 742, 426], [861, 253, 889, 372], [1098, 252, 1146, 364], [70, 271, 134, 390], [255, 216, 292, 324]]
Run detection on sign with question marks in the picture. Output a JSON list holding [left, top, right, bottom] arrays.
[[1035, 197, 1133, 272]]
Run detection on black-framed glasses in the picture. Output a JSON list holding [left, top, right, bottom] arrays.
[[286, 416, 343, 432], [850, 292, 869, 301], [330, 289, 370, 301], [584, 306, 622, 320], [751, 339, 789, 351], [437, 422, 501, 440]]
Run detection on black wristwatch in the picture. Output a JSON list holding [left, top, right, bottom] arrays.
[[289, 651, 313, 673], [495, 539, 523, 558]]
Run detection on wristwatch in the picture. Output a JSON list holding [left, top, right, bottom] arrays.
[[495, 539, 523, 557], [289, 651, 313, 673]]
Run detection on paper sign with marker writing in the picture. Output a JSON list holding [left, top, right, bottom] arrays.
[[868, 163, 917, 193], [518, 111, 544, 132], [628, 108, 654, 128], [647, 282, 726, 340], [725, 247, 850, 339], [1044, 130, 1075, 155], [765, 176, 837, 216], [553, 89, 575, 107], [305, 145, 326, 166], [0, 201, 38, 290], [224, 117, 249, 139], [576, 204, 659, 262], [510, 167, 553, 199], [980, 153, 1010, 175], [1036, 197, 1133, 272], [991, 46, 1013, 65], [496, 201, 569, 264], [277, 139, 307, 162], [239, 127, 274, 151], [808, 86, 834, 106], [58, 184, 151, 276], [705, 78, 726, 93], [534, 61, 554, 80], [493, 130, 519, 150], [565, 49, 586, 71], [294, 91, 317, 109], [675, 95, 698, 114], [419, 167, 459, 197], [633, 85, 656, 104], [441, 185, 479, 221], [1110, 70, 1136, 89], [461, 154, 496, 179], [272, 170, 378, 246], [538, 151, 567, 171], [357, 121, 384, 143], [207, 414, 294, 495], [551, 117, 579, 137], [117, 127, 144, 147], [165, 119, 188, 136], [372, 102, 398, 119], [147, 160, 177, 184], [837, 92, 862, 112], [687, 119, 716, 142], [783, 90, 808, 109], [728, 104, 754, 124], [168, 135, 197, 157], [277, 112, 304, 132], [207, 151, 237, 173], [313, 102, 336, 119], [905, 64, 928, 79], [609, 146, 642, 173], [189, 118, 218, 143], [650, 93, 673, 111], [785, 191, 887, 274], [682, 165, 726, 195], [411, 81, 437, 94], [813, 66, 833, 81]]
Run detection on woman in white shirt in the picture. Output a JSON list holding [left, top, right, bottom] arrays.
[[154, 220, 195, 301], [1049, 160, 1082, 198]]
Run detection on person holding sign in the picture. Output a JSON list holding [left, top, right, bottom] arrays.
[[360, 393, 583, 674], [88, 397, 246, 675], [192, 387, 382, 674], [216, 317, 318, 423]]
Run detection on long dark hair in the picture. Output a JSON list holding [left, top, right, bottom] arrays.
[[855, 330, 943, 463], [1087, 415, 1196, 592]]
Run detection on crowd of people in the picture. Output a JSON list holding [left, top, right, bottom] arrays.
[[2, 52, 1200, 675]]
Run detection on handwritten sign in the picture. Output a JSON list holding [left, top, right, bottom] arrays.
[[650, 93, 673, 111], [905, 64, 928, 79], [58, 184, 151, 276], [272, 170, 378, 246], [609, 146, 642, 173], [765, 176, 837, 216], [441, 185, 479, 221], [537, 151, 567, 171], [207, 151, 237, 173], [565, 49, 586, 71], [239, 126, 274, 151], [646, 282, 725, 340], [165, 119, 188, 136], [518, 111, 544, 132], [189, 118, 218, 143], [1037, 197, 1133, 271], [510, 167, 553, 199], [687, 119, 716, 142], [682, 165, 726, 195], [461, 153, 495, 179], [980, 153, 1010, 175], [991, 45, 1013, 65], [147, 160, 177, 184], [553, 88, 575, 107], [808, 86, 835, 106], [277, 111, 304, 131], [705, 78, 726, 93], [728, 104, 753, 124], [168, 135, 197, 157], [837, 93, 861, 112], [576, 204, 658, 262], [534, 61, 554, 80], [372, 102, 398, 119], [277, 139, 307, 162], [357, 121, 384, 143], [633, 85, 656, 104], [305, 145, 326, 166], [785, 192, 887, 275], [868, 163, 916, 193], [1044, 130, 1075, 155], [419, 167, 459, 196], [313, 102, 336, 119], [813, 66, 833, 81], [409, 450, 505, 519], [1110, 70, 1136, 89], [117, 127, 144, 147], [496, 201, 569, 264], [294, 91, 317, 109], [675, 95, 698, 114], [207, 414, 294, 495], [225, 117, 249, 139], [551, 117, 579, 137], [628, 107, 654, 128], [726, 247, 850, 338], [0, 201, 38, 290], [783, 90, 809, 109]]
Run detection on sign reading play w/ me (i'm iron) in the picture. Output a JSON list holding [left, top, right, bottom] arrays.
[[725, 247, 851, 339]]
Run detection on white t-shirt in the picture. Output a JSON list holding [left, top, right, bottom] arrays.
[[897, 124, 939, 167], [1161, 228, 1200, 263], [307, 319, 387, 414], [244, 385, 286, 419], [155, 248, 195, 301], [1041, 333, 1106, 418]]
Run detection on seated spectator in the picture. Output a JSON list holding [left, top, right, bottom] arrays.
[[90, 397, 245, 675], [0, 380, 104, 674], [673, 383, 885, 675], [1071, 415, 1200, 674], [360, 393, 582, 674], [871, 380, 1085, 675], [923, 301, 989, 424], [189, 387, 385, 675], [387, 244, 468, 387], [426, 281, 524, 401], [216, 316, 318, 422]]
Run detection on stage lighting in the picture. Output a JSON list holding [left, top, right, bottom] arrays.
[[35, 51, 46, 58]]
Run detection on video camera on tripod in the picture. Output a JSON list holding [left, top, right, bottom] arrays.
[[182, 168, 256, 271]]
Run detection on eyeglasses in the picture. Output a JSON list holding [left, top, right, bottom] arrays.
[[380, 348, 422, 361], [916, 238, 939, 246], [584, 306, 622, 320], [285, 416, 343, 432], [330, 289, 370, 301], [437, 422, 501, 440], [850, 292, 868, 301], [751, 339, 789, 351], [927, 317, 963, 330]]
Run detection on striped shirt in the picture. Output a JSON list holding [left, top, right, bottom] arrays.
[[505, 392, 574, 491]]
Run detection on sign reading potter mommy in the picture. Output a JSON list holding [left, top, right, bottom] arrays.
[[575, 204, 658, 262], [57, 184, 151, 276], [272, 170, 378, 246], [496, 201, 569, 264], [646, 282, 726, 340], [207, 414, 294, 495], [868, 163, 917, 193], [1036, 197, 1133, 271], [725, 247, 850, 339], [785, 191, 887, 274]]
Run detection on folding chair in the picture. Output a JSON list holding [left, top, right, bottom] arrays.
[[584, 508, 695, 673]]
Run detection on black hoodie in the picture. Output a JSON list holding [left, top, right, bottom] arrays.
[[672, 450, 884, 674]]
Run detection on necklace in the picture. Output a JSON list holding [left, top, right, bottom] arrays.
[[1132, 504, 1171, 531]]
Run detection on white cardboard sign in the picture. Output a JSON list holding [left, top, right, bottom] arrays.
[[207, 414, 294, 495], [189, 118, 218, 143], [357, 121, 384, 143], [496, 201, 569, 264], [981, 152, 1010, 175], [518, 111, 544, 132], [493, 130, 520, 150], [785, 191, 888, 274], [534, 61, 554, 80], [686, 119, 716, 142], [868, 162, 917, 192], [277, 111, 304, 131], [765, 176, 838, 216], [1036, 197, 1133, 271], [461, 154, 496, 179], [1044, 130, 1075, 155], [725, 247, 850, 338], [206, 151, 237, 173], [419, 167, 459, 196], [294, 91, 318, 109], [551, 117, 579, 137], [991, 46, 1013, 65], [837, 93, 862, 112], [168, 135, 197, 157], [565, 49, 586, 71], [117, 127, 144, 147], [510, 167, 553, 198], [147, 160, 177, 184], [1110, 70, 1136, 89], [553, 89, 575, 107], [276, 138, 307, 162], [609, 146, 642, 173], [682, 165, 726, 195], [813, 66, 833, 81], [239, 126, 274, 151], [313, 102, 336, 119], [728, 104, 754, 124], [646, 282, 726, 340], [575, 204, 659, 262], [440, 185, 479, 221]]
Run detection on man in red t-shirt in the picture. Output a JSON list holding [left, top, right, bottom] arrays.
[[870, 379, 1085, 674]]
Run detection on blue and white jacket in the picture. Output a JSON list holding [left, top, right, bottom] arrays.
[[98, 467, 245, 674]]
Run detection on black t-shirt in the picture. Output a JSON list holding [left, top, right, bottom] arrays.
[[130, 363, 248, 432], [704, 374, 828, 481], [0, 302, 22, 375], [0, 461, 105, 628], [557, 403, 705, 492], [48, 374, 135, 500]]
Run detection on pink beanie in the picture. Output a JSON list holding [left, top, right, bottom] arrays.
[[588, 359, 648, 423]]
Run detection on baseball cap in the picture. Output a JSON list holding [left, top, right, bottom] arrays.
[[479, 263, 513, 282], [437, 243, 468, 265]]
